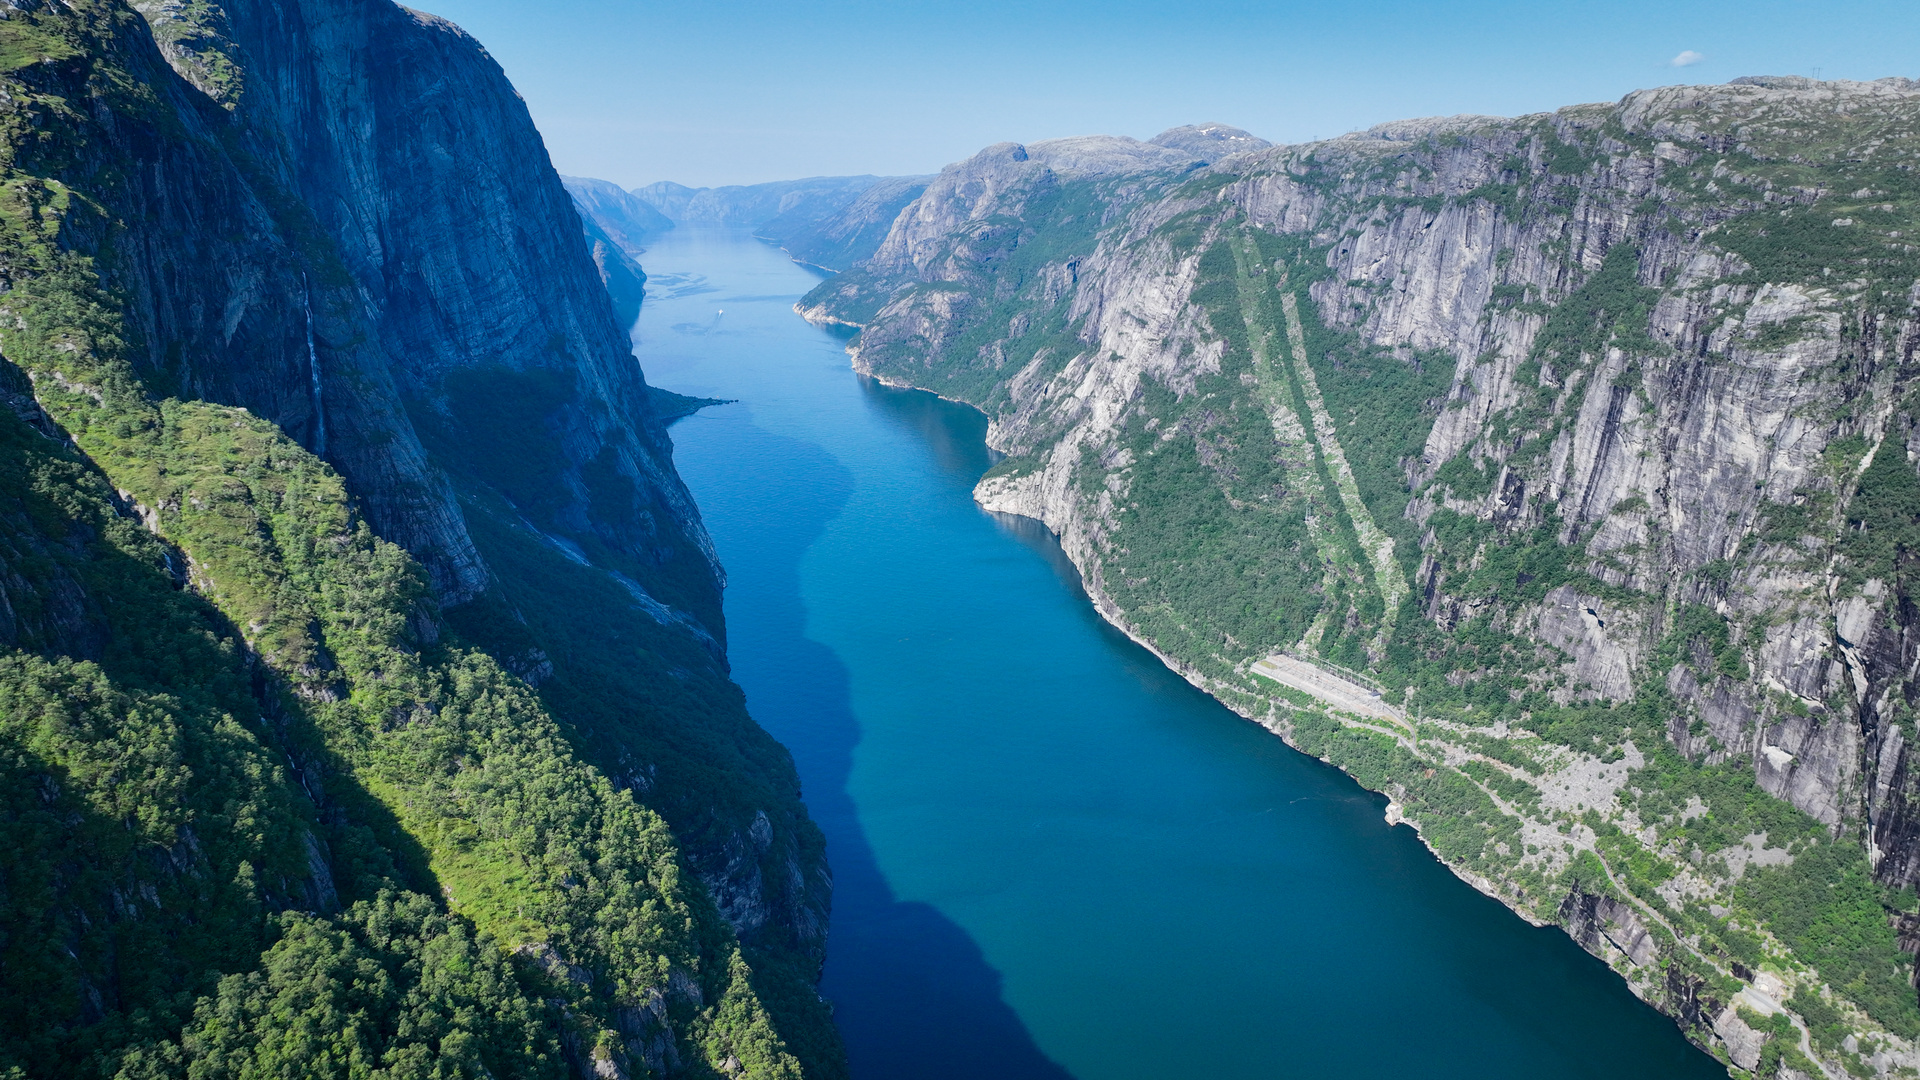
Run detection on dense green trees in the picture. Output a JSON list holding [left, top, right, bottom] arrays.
[[130, 893, 566, 1080]]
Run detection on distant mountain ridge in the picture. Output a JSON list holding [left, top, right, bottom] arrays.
[[767, 174, 932, 273], [636, 175, 891, 229], [563, 123, 1268, 282], [562, 173, 933, 277]]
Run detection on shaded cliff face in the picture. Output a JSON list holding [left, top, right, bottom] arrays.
[[580, 208, 651, 330], [805, 77, 1920, 1073], [218, 0, 719, 613], [104, 0, 718, 618], [0, 0, 840, 1076]]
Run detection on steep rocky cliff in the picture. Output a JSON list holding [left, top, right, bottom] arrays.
[[0, 0, 839, 1077], [804, 82, 1920, 1076]]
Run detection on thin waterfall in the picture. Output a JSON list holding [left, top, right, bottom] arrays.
[[303, 275, 327, 457]]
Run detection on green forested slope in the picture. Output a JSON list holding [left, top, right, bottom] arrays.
[[0, 0, 833, 1076], [0, 217, 801, 1080]]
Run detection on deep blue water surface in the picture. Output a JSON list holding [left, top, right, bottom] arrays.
[[636, 228, 1725, 1080]]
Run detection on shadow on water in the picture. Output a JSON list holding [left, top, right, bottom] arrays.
[[674, 404, 1074, 1080], [842, 374, 1727, 1080], [852, 375, 1000, 474]]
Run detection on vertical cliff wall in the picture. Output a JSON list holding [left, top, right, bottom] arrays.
[[804, 81, 1920, 1076], [0, 0, 840, 1076]]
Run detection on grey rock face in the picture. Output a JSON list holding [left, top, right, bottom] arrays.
[[854, 134, 1197, 284], [1713, 1005, 1768, 1070], [1022, 134, 1201, 173], [113, 0, 719, 608], [1562, 889, 1657, 967], [1339, 113, 1513, 143], [805, 76, 1920, 1066]]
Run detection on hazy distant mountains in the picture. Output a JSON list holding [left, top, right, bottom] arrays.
[[562, 175, 674, 249], [561, 123, 1270, 282], [561, 172, 935, 274], [756, 175, 934, 272], [635, 175, 892, 229]]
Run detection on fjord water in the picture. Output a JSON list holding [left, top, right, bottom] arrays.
[[638, 228, 1724, 1080]]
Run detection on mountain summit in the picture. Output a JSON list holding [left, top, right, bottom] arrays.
[[1149, 122, 1275, 161]]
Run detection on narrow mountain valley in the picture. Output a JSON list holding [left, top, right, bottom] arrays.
[[6, 0, 1919, 1073]]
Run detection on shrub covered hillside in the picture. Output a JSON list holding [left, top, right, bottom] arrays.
[[802, 79, 1920, 1076], [0, 0, 839, 1078]]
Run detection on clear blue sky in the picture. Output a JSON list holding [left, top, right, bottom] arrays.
[[418, 0, 1920, 189]]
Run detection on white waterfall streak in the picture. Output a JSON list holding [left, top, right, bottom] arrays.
[[303, 276, 327, 457]]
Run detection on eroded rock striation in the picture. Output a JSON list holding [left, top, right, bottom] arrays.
[[803, 83, 1920, 1074]]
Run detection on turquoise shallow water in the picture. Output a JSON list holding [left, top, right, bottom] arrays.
[[637, 227, 1726, 1080]]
